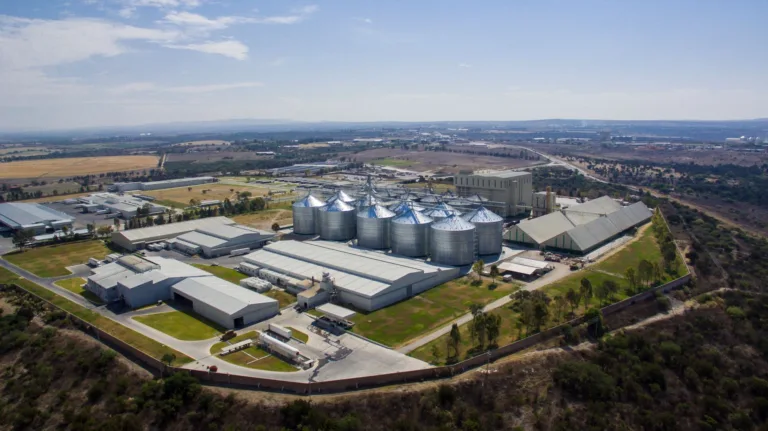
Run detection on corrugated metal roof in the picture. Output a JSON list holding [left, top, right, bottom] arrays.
[[568, 196, 622, 215], [461, 206, 502, 223], [423, 202, 461, 219], [114, 217, 236, 242], [498, 262, 537, 275], [513, 211, 576, 244], [563, 211, 602, 226], [431, 214, 475, 231], [566, 217, 621, 251], [357, 193, 379, 207], [293, 194, 325, 208], [392, 208, 433, 225], [0, 203, 73, 229], [471, 170, 530, 179], [326, 190, 356, 204], [177, 231, 227, 248], [357, 204, 395, 219], [172, 276, 276, 315], [510, 257, 550, 269], [317, 303, 356, 320], [319, 199, 355, 212], [389, 200, 425, 214]]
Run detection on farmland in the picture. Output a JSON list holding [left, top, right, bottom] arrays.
[[355, 148, 543, 174], [232, 209, 293, 230], [141, 183, 276, 207], [172, 140, 230, 147], [0, 155, 159, 179]]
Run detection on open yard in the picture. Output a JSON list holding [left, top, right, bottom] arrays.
[[141, 184, 274, 208], [264, 289, 296, 308], [0, 155, 158, 179], [3, 240, 110, 277], [0, 269, 191, 365], [210, 331, 297, 372], [133, 310, 226, 341], [232, 209, 293, 230], [191, 264, 248, 284], [355, 148, 544, 174], [350, 278, 519, 348], [54, 278, 103, 304]]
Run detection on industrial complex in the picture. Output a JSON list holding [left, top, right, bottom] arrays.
[[0, 202, 74, 234], [110, 176, 216, 193]]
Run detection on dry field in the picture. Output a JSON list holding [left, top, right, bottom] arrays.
[[166, 151, 273, 163], [172, 140, 230, 147], [0, 155, 158, 180], [141, 184, 272, 207], [299, 142, 330, 149], [354, 148, 543, 174], [232, 209, 293, 230]]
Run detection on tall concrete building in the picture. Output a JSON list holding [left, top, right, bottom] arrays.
[[454, 170, 533, 217]]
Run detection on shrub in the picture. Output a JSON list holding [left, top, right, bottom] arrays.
[[554, 361, 615, 401]]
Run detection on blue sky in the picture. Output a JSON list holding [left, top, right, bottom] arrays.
[[0, 0, 766, 131]]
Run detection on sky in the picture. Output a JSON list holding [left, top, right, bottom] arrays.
[[0, 0, 766, 131]]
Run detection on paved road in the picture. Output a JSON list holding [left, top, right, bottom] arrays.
[[397, 263, 574, 354]]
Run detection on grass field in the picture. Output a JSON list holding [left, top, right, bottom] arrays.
[[134, 310, 226, 341], [233, 209, 293, 230], [4, 240, 110, 277], [265, 289, 296, 308], [54, 278, 103, 304], [350, 278, 519, 347], [0, 155, 158, 179], [210, 331, 297, 372], [287, 327, 309, 343], [593, 224, 686, 276], [0, 268, 191, 365], [141, 184, 274, 207], [191, 264, 248, 284]]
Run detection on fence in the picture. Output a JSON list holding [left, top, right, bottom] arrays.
[[0, 271, 691, 395]]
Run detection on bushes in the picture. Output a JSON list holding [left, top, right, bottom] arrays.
[[554, 361, 616, 401]]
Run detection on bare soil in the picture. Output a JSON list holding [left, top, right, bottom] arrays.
[[167, 151, 274, 163], [353, 148, 543, 174]]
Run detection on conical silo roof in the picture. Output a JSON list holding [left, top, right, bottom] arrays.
[[392, 207, 433, 224], [461, 206, 503, 223], [389, 200, 424, 214], [419, 195, 440, 204], [319, 199, 355, 212], [358, 204, 396, 219], [467, 194, 489, 202], [357, 193, 379, 208], [423, 202, 461, 219], [293, 193, 325, 208], [431, 214, 475, 231], [327, 190, 356, 204]]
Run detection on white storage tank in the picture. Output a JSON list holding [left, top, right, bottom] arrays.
[[430, 214, 477, 266], [259, 332, 300, 361], [292, 193, 325, 235], [391, 207, 433, 257], [318, 199, 356, 241], [357, 204, 396, 249], [462, 206, 503, 256], [268, 323, 293, 339]]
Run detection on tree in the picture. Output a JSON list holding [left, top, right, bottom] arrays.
[[565, 288, 581, 315], [580, 278, 593, 309], [96, 225, 113, 239], [638, 259, 653, 288], [271, 222, 280, 232], [471, 311, 488, 348], [594, 281, 609, 306], [430, 344, 441, 364], [86, 223, 95, 237], [161, 353, 176, 367], [61, 225, 69, 236], [489, 264, 500, 282], [12, 229, 34, 252], [625, 267, 638, 294], [584, 307, 605, 338], [554, 295, 568, 322], [154, 214, 166, 225], [113, 217, 120, 232], [240, 191, 252, 199], [448, 323, 461, 359], [485, 313, 501, 347], [603, 279, 620, 302], [472, 259, 485, 281]]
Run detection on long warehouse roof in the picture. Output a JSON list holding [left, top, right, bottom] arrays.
[[0, 203, 73, 229], [172, 276, 276, 315], [113, 216, 236, 242]]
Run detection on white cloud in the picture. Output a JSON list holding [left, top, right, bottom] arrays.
[[458, 63, 472, 68], [110, 81, 263, 94], [165, 40, 249, 60], [162, 11, 243, 29]]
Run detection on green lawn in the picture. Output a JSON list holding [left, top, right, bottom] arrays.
[[53, 277, 103, 305], [4, 240, 110, 277], [191, 264, 248, 284], [350, 278, 519, 348], [210, 331, 297, 372], [287, 327, 309, 343], [134, 310, 226, 341], [265, 289, 296, 308], [593, 223, 686, 279], [0, 268, 191, 366]]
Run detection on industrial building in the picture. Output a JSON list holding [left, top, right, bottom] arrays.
[[111, 216, 268, 253], [0, 203, 73, 234], [85, 255, 278, 328], [110, 176, 216, 193], [505, 197, 653, 254], [242, 240, 459, 311], [454, 170, 533, 217], [75, 193, 167, 219]]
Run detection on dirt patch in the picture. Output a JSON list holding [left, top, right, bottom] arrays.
[[354, 148, 543, 174]]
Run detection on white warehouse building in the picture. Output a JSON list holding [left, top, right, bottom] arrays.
[[0, 203, 73, 234], [111, 176, 216, 193], [76, 193, 166, 219], [85, 255, 278, 328], [242, 240, 460, 312]]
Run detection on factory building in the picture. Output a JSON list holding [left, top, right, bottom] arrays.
[[0, 203, 73, 234], [242, 240, 459, 312], [505, 198, 652, 254], [172, 224, 275, 257], [454, 170, 533, 217], [111, 216, 236, 251], [111, 176, 216, 193], [75, 193, 167, 219], [85, 255, 278, 328]]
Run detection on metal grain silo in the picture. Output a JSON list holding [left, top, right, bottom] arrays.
[[356, 192, 379, 210], [357, 204, 396, 249], [292, 193, 325, 235], [430, 214, 477, 266], [318, 199, 357, 241], [391, 208, 433, 257], [419, 195, 440, 204], [462, 206, 503, 256], [389, 199, 424, 215], [326, 190, 356, 205], [422, 202, 462, 222]]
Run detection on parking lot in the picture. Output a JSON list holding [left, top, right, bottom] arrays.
[[43, 201, 116, 230]]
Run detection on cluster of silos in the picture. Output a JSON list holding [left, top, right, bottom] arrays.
[[462, 206, 503, 256], [430, 214, 477, 266], [317, 190, 357, 241], [422, 202, 461, 222], [391, 206, 433, 257], [292, 193, 325, 235]]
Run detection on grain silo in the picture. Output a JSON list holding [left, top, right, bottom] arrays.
[[422, 202, 462, 222], [462, 206, 503, 256], [419, 195, 440, 204], [391, 207, 433, 257], [389, 199, 424, 215], [292, 193, 325, 235], [318, 199, 357, 241], [357, 204, 396, 249], [430, 214, 476, 266], [356, 192, 379, 210], [326, 190, 356, 205]]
